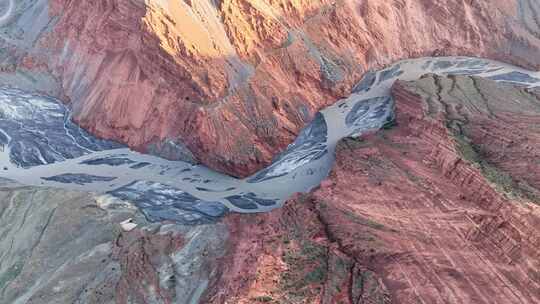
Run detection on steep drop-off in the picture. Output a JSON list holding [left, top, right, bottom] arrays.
[[205, 75, 540, 303], [2, 0, 540, 176], [2, 74, 540, 303]]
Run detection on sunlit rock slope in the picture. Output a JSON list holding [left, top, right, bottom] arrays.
[[1, 0, 540, 176]]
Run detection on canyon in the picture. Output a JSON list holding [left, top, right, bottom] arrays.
[[2, 63, 540, 303], [1, 57, 538, 223], [1, 0, 540, 176], [204, 74, 540, 304], [1, 1, 540, 304]]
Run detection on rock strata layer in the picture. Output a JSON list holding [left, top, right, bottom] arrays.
[[2, 75, 540, 303], [203, 75, 540, 303], [2, 0, 540, 176]]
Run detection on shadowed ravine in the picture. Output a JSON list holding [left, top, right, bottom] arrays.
[[1, 56, 540, 224]]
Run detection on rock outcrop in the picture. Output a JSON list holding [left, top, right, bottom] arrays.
[[2, 0, 540, 176], [0, 179, 229, 304], [2, 75, 540, 303], [204, 75, 540, 303]]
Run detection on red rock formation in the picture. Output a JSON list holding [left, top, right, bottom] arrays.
[[5, 0, 540, 176], [206, 194, 392, 304], [113, 229, 184, 304], [205, 75, 540, 303], [2, 73, 539, 302]]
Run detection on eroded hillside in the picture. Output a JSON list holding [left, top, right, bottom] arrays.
[[1, 0, 540, 176], [205, 75, 540, 303]]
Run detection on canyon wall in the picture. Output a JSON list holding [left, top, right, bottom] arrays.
[[1, 0, 540, 176], [203, 75, 540, 303], [2, 75, 540, 303]]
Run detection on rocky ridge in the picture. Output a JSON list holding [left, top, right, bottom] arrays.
[[203, 75, 540, 303], [2, 0, 540, 176], [2, 75, 540, 303], [0, 179, 228, 304]]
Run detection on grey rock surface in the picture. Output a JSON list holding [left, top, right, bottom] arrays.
[[0, 180, 230, 304], [147, 139, 199, 165], [0, 180, 124, 303]]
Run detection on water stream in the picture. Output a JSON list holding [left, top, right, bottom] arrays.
[[1, 56, 539, 224]]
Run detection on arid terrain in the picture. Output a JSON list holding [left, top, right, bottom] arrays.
[[2, 74, 540, 303], [2, 0, 540, 176], [205, 75, 540, 303], [1, 1, 540, 304]]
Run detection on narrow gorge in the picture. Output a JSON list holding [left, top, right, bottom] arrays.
[[1, 1, 540, 304]]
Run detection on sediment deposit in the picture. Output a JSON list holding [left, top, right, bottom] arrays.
[[2, 0, 540, 176]]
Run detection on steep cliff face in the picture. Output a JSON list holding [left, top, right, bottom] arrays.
[[394, 74, 540, 202], [2, 0, 540, 176], [204, 75, 540, 303], [2, 75, 540, 303]]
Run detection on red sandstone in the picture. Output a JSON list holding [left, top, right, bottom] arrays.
[[205, 75, 540, 303], [6, 0, 540, 176]]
